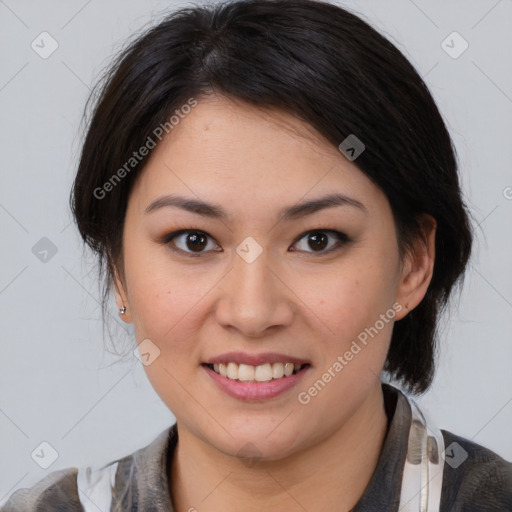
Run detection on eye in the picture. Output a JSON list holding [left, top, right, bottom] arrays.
[[291, 230, 349, 254], [162, 228, 349, 257], [164, 229, 221, 256]]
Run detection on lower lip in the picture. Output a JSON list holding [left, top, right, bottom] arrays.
[[202, 364, 310, 401]]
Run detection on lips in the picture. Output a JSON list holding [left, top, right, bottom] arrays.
[[202, 362, 311, 400], [201, 351, 312, 400]]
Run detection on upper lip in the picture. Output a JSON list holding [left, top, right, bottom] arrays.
[[203, 352, 311, 367]]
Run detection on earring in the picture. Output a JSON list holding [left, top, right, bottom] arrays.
[[119, 305, 127, 315]]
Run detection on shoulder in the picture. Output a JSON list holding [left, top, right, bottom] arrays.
[[1, 426, 175, 512], [1, 460, 123, 512], [0, 467, 83, 512], [440, 429, 512, 511]]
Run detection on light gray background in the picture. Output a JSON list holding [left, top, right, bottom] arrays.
[[1, 0, 511, 504]]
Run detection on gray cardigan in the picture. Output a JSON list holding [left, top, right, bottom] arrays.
[[2, 384, 511, 511]]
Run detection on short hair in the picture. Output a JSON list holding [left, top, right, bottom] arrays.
[[70, 0, 473, 395]]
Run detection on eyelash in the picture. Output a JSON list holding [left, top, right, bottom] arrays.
[[161, 226, 350, 257]]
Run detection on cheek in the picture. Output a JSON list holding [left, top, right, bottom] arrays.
[[124, 249, 208, 410], [122, 240, 203, 351], [293, 260, 397, 417], [302, 256, 398, 342]]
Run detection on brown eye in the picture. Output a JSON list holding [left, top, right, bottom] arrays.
[[307, 232, 329, 251], [291, 230, 349, 254], [184, 232, 208, 252], [164, 229, 220, 255], [163, 228, 348, 257]]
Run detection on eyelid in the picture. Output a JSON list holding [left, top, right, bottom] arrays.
[[292, 228, 347, 244]]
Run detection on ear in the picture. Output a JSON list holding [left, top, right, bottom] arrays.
[[394, 214, 436, 321], [113, 265, 132, 323]]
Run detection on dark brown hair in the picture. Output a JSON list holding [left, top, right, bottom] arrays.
[[70, 0, 473, 394]]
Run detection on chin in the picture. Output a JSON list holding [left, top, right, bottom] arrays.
[[207, 424, 306, 463]]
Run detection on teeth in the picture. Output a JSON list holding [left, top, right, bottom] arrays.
[[227, 362, 238, 380], [209, 361, 304, 381], [239, 364, 256, 381], [272, 362, 284, 379]]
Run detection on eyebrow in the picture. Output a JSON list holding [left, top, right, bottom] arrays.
[[145, 193, 368, 221]]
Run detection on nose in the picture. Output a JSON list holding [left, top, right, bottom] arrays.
[[214, 248, 294, 337]]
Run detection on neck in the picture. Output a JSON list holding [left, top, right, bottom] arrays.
[[170, 382, 389, 512]]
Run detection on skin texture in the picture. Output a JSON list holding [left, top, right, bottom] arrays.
[[113, 94, 436, 511]]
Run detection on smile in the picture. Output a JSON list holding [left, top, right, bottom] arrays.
[[202, 362, 311, 401], [206, 362, 309, 382]]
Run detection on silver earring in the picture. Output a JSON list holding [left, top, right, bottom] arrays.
[[119, 305, 127, 315]]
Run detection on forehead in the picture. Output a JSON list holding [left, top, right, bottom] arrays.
[[128, 95, 386, 219]]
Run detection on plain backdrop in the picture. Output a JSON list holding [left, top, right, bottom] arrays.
[[1, 0, 511, 504]]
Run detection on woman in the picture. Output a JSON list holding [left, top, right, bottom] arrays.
[[3, 0, 511, 510]]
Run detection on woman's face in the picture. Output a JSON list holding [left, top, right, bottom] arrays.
[[114, 94, 433, 461]]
